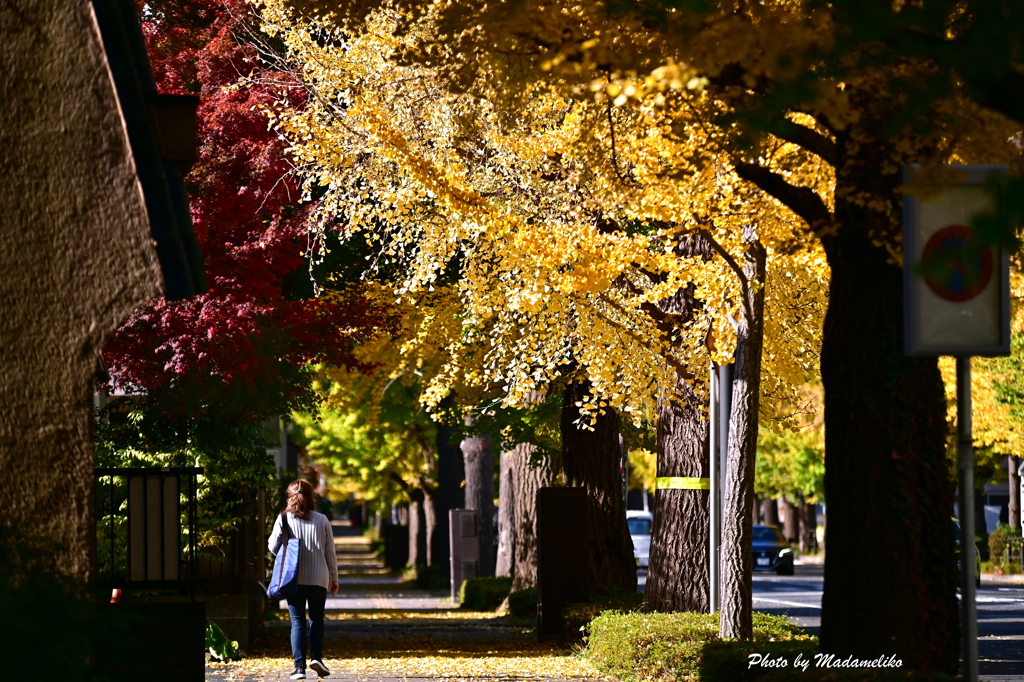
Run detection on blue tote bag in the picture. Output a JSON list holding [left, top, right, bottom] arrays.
[[267, 513, 301, 598]]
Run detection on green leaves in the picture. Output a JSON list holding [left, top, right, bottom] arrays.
[[206, 620, 239, 662]]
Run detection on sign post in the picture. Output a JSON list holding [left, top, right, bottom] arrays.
[[904, 164, 1010, 682]]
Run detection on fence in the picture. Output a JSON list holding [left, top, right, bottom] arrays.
[[95, 467, 201, 596]]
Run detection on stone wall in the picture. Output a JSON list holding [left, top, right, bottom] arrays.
[[0, 0, 163, 581]]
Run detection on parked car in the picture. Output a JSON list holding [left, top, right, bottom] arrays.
[[952, 518, 982, 589], [627, 510, 653, 568], [752, 525, 794, 575]]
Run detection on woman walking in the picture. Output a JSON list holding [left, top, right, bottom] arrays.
[[268, 480, 339, 679]]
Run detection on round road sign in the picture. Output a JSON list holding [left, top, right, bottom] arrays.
[[920, 224, 993, 303]]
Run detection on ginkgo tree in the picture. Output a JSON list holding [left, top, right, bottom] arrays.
[[258, 0, 831, 630], [262, 0, 1024, 668]]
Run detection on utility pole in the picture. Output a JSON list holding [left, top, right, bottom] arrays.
[[709, 362, 732, 612], [957, 357, 978, 682]]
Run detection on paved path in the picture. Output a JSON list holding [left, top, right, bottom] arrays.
[[209, 523, 596, 682]]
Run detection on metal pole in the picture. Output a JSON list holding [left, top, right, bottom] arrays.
[[957, 356, 978, 682], [709, 362, 718, 612], [719, 364, 733, 503]]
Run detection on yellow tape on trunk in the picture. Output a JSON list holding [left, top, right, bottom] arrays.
[[655, 477, 710, 490]]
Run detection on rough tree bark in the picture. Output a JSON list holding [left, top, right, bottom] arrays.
[[509, 442, 559, 592], [781, 496, 799, 544], [644, 234, 713, 613], [461, 419, 496, 577], [719, 230, 766, 640], [1010, 456, 1020, 532], [800, 500, 818, 553], [818, 128, 957, 671], [496, 450, 515, 577], [562, 381, 637, 594]]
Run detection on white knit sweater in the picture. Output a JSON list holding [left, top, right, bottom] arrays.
[[267, 511, 339, 590]]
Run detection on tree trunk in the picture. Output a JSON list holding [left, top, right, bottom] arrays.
[[509, 442, 559, 592], [781, 496, 799, 545], [562, 381, 637, 595], [719, 231, 766, 640], [819, 131, 957, 671], [434, 404, 465, 578], [496, 449, 515, 577], [974, 484, 988, 557], [462, 420, 496, 577], [408, 488, 428, 567], [799, 498, 817, 553], [423, 487, 438, 566], [1010, 456, 1020, 532], [644, 235, 713, 614], [760, 498, 779, 528]]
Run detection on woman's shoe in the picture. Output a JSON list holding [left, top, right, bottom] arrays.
[[310, 660, 330, 677], [289, 669, 306, 680]]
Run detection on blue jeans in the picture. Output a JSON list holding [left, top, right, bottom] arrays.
[[285, 584, 327, 669]]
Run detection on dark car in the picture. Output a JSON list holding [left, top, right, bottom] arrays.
[[752, 525, 795, 575]]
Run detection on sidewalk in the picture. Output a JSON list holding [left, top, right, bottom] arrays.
[[983, 572, 1024, 586], [208, 523, 603, 682]]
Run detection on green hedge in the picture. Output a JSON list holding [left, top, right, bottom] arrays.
[[585, 611, 810, 682], [562, 590, 644, 641], [506, 588, 538, 620], [458, 576, 513, 611]]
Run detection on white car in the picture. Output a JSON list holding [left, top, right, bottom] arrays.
[[627, 510, 653, 568]]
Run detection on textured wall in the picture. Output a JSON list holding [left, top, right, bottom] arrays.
[[0, 0, 163, 581]]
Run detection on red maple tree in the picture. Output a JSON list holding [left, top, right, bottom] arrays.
[[103, 0, 388, 421]]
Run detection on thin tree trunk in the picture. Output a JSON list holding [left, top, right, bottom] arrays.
[[761, 498, 779, 528], [800, 500, 818, 553], [496, 449, 515, 577], [509, 442, 559, 592], [781, 496, 799, 545], [819, 128, 957, 671], [1010, 456, 1020, 532], [974, 484, 988, 555], [562, 381, 637, 595], [462, 419, 496, 577], [408, 489, 428, 567], [423, 486, 438, 567], [644, 234, 713, 614], [720, 230, 766, 640]]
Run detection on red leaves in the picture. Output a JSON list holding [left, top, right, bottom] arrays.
[[105, 0, 385, 420]]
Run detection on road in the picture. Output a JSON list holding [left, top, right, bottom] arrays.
[[639, 564, 1024, 680]]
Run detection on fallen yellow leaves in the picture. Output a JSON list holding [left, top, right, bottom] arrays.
[[218, 611, 612, 680], [220, 651, 604, 679]]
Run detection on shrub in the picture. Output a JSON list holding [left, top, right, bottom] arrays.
[[989, 523, 1022, 567], [506, 588, 538, 620], [700, 640, 817, 682], [402, 564, 444, 589], [585, 611, 810, 682], [459, 576, 513, 611], [563, 589, 644, 641]]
